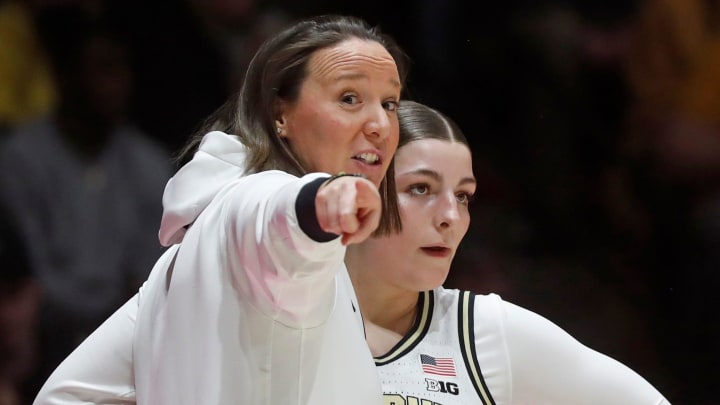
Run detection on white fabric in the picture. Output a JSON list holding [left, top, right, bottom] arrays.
[[158, 131, 249, 246], [32, 293, 139, 404], [33, 130, 667, 404], [376, 287, 670, 405], [33, 131, 383, 405]]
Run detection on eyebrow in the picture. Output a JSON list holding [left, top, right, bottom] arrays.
[[403, 168, 476, 187], [335, 72, 401, 89]]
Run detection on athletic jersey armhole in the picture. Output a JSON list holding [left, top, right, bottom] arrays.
[[458, 290, 497, 405]]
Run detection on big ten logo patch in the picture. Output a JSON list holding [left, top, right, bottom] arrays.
[[425, 378, 459, 395]]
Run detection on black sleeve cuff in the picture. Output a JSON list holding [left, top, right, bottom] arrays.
[[295, 176, 340, 242]]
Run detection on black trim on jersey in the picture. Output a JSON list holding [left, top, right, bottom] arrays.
[[374, 290, 434, 365], [354, 295, 369, 339], [458, 291, 496, 405], [295, 176, 339, 242], [359, 301, 368, 339]]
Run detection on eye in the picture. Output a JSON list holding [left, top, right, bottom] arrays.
[[408, 183, 429, 196], [383, 99, 399, 112], [456, 192, 475, 205], [341, 94, 359, 105]]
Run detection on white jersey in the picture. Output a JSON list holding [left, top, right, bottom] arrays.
[[33, 131, 383, 405], [376, 288, 670, 405]]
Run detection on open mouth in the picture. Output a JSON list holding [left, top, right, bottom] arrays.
[[353, 153, 380, 165]]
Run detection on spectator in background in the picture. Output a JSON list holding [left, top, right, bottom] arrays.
[[0, 200, 41, 405], [0, 0, 105, 135], [0, 0, 56, 133], [0, 5, 172, 395]]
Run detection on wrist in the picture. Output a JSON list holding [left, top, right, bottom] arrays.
[[323, 172, 368, 186]]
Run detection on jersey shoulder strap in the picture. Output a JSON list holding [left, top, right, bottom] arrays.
[[457, 290, 496, 405]]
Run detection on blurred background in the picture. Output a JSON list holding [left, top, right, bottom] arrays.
[[1, 0, 718, 403]]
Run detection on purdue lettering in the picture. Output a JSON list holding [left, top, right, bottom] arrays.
[[425, 378, 459, 395], [385, 394, 405, 405], [384, 394, 442, 405]]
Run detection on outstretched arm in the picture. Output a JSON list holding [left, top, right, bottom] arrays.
[[499, 300, 670, 404], [221, 171, 381, 327], [32, 173, 382, 404]]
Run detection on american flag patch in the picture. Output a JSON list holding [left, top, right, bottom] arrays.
[[420, 354, 456, 377]]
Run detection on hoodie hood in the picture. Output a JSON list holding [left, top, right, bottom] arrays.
[[159, 131, 248, 246]]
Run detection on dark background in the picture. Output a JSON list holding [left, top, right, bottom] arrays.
[[2, 0, 719, 403]]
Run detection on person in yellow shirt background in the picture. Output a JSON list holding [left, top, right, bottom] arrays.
[[0, 0, 56, 132]]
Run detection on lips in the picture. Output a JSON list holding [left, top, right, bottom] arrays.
[[420, 246, 451, 257], [352, 151, 382, 165]]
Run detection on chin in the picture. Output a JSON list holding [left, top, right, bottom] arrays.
[[432, 271, 451, 289], [420, 273, 448, 291]]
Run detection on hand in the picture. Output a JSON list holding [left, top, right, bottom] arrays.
[[315, 176, 381, 245]]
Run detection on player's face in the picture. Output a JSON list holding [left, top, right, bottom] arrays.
[[359, 138, 475, 291], [277, 38, 401, 187]]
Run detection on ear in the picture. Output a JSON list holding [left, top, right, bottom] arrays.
[[274, 119, 288, 138], [274, 99, 289, 137]]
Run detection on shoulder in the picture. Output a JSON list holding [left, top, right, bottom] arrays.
[[434, 288, 546, 332], [429, 288, 508, 346], [436, 288, 506, 339], [434, 288, 509, 404], [434, 287, 504, 317]]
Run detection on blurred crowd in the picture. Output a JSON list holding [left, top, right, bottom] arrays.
[[0, 0, 717, 403]]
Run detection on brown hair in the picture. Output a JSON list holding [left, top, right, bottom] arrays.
[[398, 100, 469, 148], [177, 15, 409, 236]]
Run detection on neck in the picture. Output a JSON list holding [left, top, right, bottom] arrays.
[[346, 255, 419, 356], [357, 281, 418, 334]]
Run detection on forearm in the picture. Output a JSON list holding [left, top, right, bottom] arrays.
[[33, 294, 139, 405], [213, 171, 343, 328]]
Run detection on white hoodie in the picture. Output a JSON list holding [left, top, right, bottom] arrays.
[[34, 131, 384, 404]]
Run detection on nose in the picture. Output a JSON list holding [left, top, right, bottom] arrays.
[[362, 104, 392, 142], [435, 192, 461, 230]]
